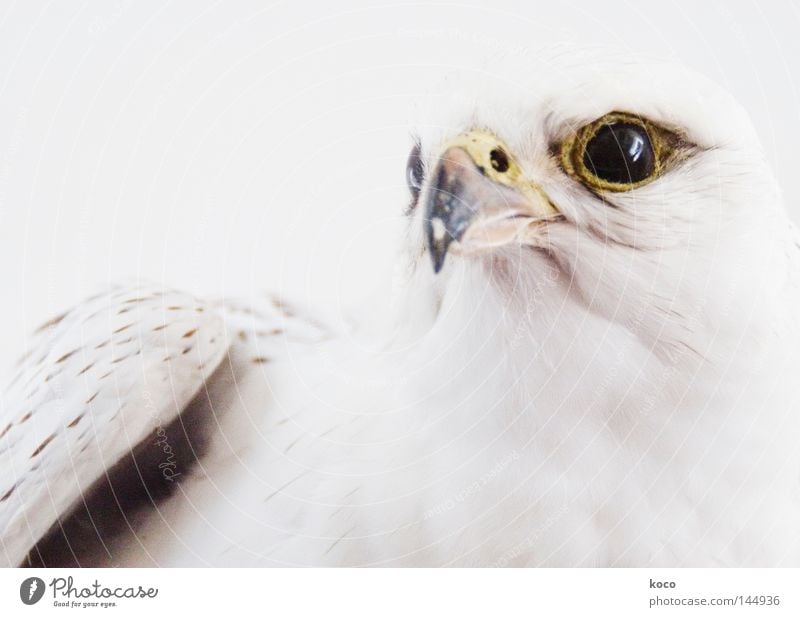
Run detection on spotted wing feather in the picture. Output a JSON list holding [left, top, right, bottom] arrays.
[[0, 286, 228, 566]]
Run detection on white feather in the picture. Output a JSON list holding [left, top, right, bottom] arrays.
[[0, 286, 227, 566]]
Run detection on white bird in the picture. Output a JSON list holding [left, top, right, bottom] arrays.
[[2, 53, 799, 567]]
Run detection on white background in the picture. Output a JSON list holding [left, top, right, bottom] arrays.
[[1, 0, 799, 376]]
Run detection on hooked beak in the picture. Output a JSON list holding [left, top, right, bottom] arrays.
[[424, 131, 558, 273]]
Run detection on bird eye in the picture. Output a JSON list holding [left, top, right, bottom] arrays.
[[583, 122, 654, 184], [406, 143, 425, 207], [562, 113, 674, 192]]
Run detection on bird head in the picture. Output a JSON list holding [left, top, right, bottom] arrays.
[[403, 55, 789, 361]]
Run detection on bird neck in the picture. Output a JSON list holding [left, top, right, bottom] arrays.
[[376, 254, 617, 439]]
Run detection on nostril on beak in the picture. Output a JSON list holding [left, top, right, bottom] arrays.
[[490, 148, 510, 173]]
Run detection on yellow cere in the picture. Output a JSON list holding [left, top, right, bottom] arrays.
[[437, 130, 558, 217]]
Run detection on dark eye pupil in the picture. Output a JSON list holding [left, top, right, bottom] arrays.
[[406, 145, 424, 200], [583, 122, 655, 185]]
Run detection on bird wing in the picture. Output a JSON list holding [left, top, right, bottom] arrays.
[[0, 285, 228, 566]]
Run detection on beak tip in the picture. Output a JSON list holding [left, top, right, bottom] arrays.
[[431, 252, 445, 274], [428, 236, 449, 274], [426, 218, 453, 274]]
